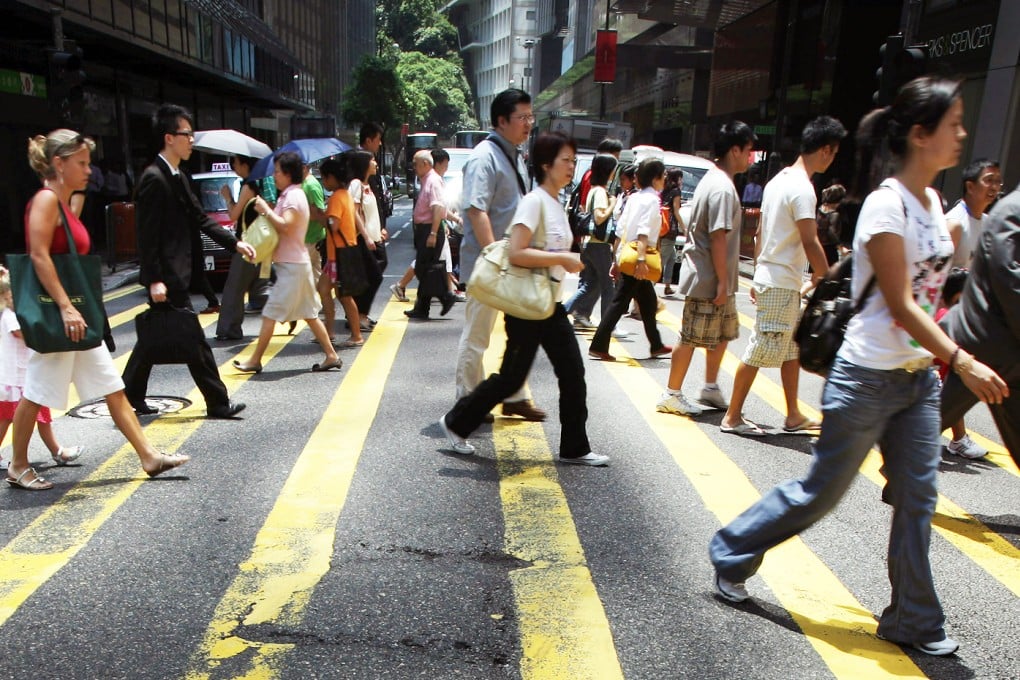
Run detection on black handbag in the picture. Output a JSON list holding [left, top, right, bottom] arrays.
[[334, 230, 369, 298], [795, 255, 875, 376], [414, 248, 448, 299], [133, 304, 206, 365], [7, 202, 107, 353]]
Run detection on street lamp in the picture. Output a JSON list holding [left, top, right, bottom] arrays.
[[522, 38, 536, 93]]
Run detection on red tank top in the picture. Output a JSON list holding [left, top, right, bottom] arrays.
[[23, 188, 91, 255]]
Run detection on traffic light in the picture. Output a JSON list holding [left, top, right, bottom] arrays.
[[873, 35, 927, 107], [46, 43, 86, 124]]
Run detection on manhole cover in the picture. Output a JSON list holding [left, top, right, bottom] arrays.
[[69, 396, 193, 419]]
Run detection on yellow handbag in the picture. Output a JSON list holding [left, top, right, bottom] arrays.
[[239, 198, 278, 277], [618, 241, 662, 281]]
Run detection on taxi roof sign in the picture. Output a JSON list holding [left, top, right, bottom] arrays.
[[210, 162, 232, 172]]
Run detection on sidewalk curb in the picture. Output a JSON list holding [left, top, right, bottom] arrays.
[[102, 263, 140, 292]]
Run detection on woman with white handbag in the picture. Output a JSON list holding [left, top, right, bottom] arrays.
[[439, 133, 609, 466]]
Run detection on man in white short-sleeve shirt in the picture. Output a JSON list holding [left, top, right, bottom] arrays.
[[721, 116, 846, 436], [944, 158, 1001, 267]]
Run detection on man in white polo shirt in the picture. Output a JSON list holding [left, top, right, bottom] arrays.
[[719, 116, 846, 436]]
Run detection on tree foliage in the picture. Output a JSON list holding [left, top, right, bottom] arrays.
[[396, 52, 477, 137], [340, 55, 404, 131]]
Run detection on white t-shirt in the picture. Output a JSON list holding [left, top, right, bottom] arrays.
[[0, 308, 31, 397], [349, 179, 382, 243], [944, 200, 983, 267], [616, 187, 660, 246], [754, 166, 817, 290], [839, 179, 954, 370], [510, 188, 572, 293], [677, 166, 742, 299]]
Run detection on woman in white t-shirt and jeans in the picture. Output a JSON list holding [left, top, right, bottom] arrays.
[[710, 77, 1008, 656], [440, 133, 609, 467]]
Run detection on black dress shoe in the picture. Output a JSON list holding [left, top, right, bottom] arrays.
[[440, 293, 455, 316], [207, 401, 246, 419], [214, 334, 243, 341], [132, 402, 158, 416], [404, 310, 430, 320]]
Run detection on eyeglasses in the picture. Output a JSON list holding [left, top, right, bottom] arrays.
[[511, 114, 536, 124], [979, 174, 1002, 188], [171, 130, 195, 139], [559, 157, 578, 164]]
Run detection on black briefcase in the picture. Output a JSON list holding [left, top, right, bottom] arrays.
[[134, 304, 205, 365]]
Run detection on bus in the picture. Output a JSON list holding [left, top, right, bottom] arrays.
[[405, 132, 439, 198], [454, 130, 488, 148]]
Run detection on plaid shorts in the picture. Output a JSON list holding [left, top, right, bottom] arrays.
[[680, 295, 738, 348], [741, 285, 802, 368]]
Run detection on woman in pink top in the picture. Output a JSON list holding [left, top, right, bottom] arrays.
[[232, 151, 341, 373]]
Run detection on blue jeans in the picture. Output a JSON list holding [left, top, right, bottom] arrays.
[[565, 241, 614, 320], [710, 357, 946, 643]]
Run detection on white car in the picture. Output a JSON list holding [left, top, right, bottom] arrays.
[[624, 145, 715, 227], [441, 147, 475, 218]]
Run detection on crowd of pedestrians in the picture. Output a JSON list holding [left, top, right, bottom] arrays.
[[4, 77, 1019, 659]]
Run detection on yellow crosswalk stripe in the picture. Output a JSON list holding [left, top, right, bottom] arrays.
[[601, 338, 925, 678], [183, 301, 408, 679], [0, 324, 296, 628], [484, 323, 624, 679]]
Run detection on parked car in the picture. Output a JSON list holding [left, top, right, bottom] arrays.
[[191, 169, 242, 280]]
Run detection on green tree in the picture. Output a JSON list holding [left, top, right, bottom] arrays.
[[396, 52, 477, 137], [340, 55, 404, 132], [413, 15, 459, 57]]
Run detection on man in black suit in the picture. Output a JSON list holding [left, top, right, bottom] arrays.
[[941, 182, 1019, 469], [123, 103, 255, 418]]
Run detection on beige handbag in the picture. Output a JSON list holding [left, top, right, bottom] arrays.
[[467, 203, 555, 320], [239, 198, 278, 277]]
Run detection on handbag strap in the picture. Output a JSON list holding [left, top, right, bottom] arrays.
[[54, 202, 81, 261]]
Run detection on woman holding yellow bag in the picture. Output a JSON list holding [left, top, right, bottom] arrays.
[[588, 158, 673, 362]]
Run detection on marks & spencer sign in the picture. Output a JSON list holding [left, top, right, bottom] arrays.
[[917, 0, 1000, 74]]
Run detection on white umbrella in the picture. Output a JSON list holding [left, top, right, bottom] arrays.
[[193, 129, 272, 159]]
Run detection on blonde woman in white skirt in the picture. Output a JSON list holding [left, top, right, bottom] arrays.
[[232, 151, 342, 373]]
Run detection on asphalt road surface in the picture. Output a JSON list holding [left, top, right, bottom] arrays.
[[1, 198, 1017, 680]]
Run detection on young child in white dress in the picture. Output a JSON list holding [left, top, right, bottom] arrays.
[[0, 266, 84, 470]]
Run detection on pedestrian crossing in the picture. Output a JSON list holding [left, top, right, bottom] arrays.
[[0, 286, 1015, 678]]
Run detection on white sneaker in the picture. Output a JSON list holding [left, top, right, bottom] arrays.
[[440, 415, 475, 455], [560, 452, 610, 466], [715, 573, 749, 603], [947, 434, 987, 460], [389, 284, 409, 302], [698, 385, 729, 410], [611, 328, 630, 338], [572, 315, 596, 330], [877, 632, 959, 657], [656, 393, 704, 417]]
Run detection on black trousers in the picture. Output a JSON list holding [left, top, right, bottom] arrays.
[[123, 290, 230, 410], [445, 304, 591, 459], [941, 360, 1019, 469], [589, 273, 665, 353], [411, 223, 451, 315], [355, 240, 387, 316]]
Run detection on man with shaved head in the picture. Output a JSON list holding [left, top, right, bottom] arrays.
[[406, 149, 455, 319]]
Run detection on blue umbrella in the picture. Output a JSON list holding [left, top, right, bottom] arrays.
[[250, 137, 352, 180]]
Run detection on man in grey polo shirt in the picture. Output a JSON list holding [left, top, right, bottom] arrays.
[[455, 88, 546, 421]]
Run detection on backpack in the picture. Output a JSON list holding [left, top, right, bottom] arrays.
[[567, 182, 592, 242], [794, 255, 875, 376]]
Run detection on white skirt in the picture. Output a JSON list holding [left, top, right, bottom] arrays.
[[262, 261, 322, 322]]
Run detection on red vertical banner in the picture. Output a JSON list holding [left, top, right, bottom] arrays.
[[594, 30, 617, 84]]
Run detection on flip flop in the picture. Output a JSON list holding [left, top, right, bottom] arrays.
[[720, 421, 767, 437], [338, 339, 364, 349], [144, 452, 190, 478], [6, 467, 54, 490], [783, 418, 821, 433], [311, 357, 343, 372], [52, 445, 85, 466]]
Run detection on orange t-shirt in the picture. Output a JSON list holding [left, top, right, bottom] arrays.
[[325, 188, 358, 261]]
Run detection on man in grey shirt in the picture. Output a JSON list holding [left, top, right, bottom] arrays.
[[455, 89, 546, 421]]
